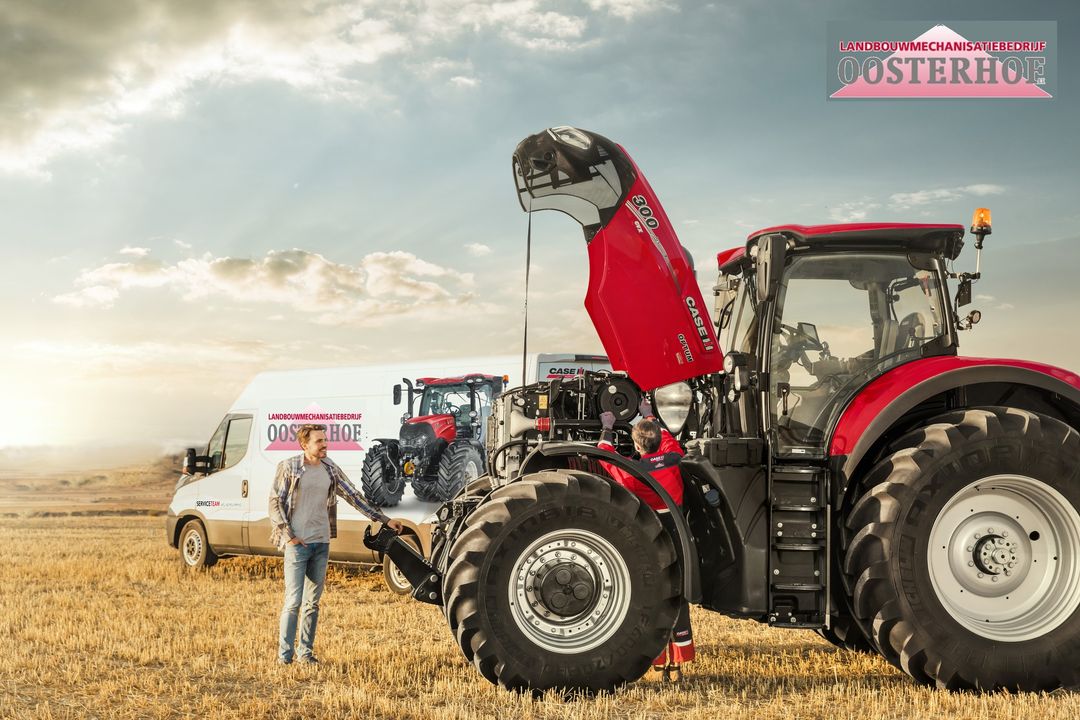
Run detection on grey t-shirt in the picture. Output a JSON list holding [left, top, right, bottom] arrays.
[[290, 462, 332, 544]]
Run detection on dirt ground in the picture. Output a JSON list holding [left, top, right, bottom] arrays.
[[1, 514, 1078, 720]]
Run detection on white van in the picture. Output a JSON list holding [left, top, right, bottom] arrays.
[[166, 353, 610, 586]]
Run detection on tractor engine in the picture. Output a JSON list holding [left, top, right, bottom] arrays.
[[486, 371, 643, 484]]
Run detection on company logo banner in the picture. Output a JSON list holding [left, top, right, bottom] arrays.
[[827, 21, 1056, 99]]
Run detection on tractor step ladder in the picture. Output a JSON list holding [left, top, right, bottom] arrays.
[[767, 464, 828, 628]]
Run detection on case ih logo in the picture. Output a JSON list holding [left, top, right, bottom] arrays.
[[264, 403, 364, 451], [827, 21, 1056, 99], [545, 367, 587, 379]]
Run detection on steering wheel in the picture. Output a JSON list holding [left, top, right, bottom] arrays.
[[447, 405, 460, 417], [776, 323, 817, 372]]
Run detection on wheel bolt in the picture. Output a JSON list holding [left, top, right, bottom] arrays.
[[991, 576, 998, 582], [1002, 531, 1009, 537], [988, 527, 995, 533], [977, 572, 984, 578], [967, 561, 974, 567], [967, 546, 974, 552]]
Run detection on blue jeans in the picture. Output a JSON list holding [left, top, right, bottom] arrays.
[[278, 542, 330, 662]]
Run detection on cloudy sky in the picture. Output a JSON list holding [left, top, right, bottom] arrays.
[[1, 0, 1077, 465]]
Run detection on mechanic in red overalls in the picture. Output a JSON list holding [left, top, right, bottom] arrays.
[[598, 399, 694, 682]]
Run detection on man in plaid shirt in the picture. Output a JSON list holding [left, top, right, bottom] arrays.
[[269, 423, 403, 665]]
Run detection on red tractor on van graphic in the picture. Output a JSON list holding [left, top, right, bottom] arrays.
[[361, 374, 506, 506], [367, 126, 1080, 694]]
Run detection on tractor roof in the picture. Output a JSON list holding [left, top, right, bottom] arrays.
[[758, 222, 964, 255], [417, 373, 504, 387], [720, 222, 966, 271]]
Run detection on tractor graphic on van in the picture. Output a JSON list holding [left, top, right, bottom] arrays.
[[361, 374, 507, 507]]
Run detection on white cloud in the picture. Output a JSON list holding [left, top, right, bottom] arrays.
[[889, 184, 1005, 210], [584, 0, 677, 20], [828, 199, 879, 223], [174, 239, 192, 250], [52, 247, 476, 324], [119, 246, 150, 256], [465, 242, 492, 256], [0, 0, 663, 176]]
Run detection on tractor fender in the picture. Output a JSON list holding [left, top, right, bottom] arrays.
[[519, 441, 702, 603], [829, 356, 1080, 502]]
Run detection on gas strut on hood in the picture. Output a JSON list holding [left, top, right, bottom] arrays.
[[512, 127, 724, 391]]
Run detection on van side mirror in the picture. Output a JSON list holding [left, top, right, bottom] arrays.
[[183, 448, 197, 474], [756, 233, 787, 304], [393, 384, 403, 405]]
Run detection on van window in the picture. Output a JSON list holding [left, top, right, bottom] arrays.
[[207, 417, 228, 471], [206, 414, 253, 472], [222, 416, 253, 470]]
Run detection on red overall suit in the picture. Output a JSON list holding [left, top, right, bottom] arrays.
[[598, 421, 695, 672]]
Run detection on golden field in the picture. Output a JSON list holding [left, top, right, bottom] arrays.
[[1, 512, 1079, 720]]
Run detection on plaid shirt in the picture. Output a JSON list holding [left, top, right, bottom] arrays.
[[268, 454, 390, 551]]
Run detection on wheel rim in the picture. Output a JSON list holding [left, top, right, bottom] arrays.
[[182, 527, 203, 566], [508, 528, 632, 654], [464, 459, 479, 482], [389, 559, 409, 591], [928, 474, 1080, 641]]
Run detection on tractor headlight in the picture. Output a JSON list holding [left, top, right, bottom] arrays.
[[653, 381, 693, 434], [723, 354, 735, 374]]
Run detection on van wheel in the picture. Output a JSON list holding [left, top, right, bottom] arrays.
[[179, 519, 217, 571], [844, 407, 1080, 690], [361, 444, 404, 507], [383, 534, 422, 595], [434, 442, 483, 502]]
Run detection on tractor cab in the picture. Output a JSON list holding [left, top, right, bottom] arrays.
[[714, 223, 963, 457], [399, 374, 505, 443]]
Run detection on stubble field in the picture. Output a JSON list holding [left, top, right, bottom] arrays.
[[2, 515, 1079, 720]]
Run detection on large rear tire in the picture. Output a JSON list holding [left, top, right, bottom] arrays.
[[361, 444, 404, 508], [844, 407, 1080, 690], [434, 442, 484, 503], [442, 470, 681, 693]]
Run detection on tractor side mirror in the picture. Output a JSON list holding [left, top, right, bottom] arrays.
[[756, 234, 787, 304], [393, 384, 402, 405]]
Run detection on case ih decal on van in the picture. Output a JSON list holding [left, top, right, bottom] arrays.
[[264, 405, 364, 451]]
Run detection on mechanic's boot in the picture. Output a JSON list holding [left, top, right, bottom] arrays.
[[661, 662, 683, 683], [652, 646, 670, 673]]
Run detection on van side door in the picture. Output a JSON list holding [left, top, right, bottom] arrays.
[[198, 413, 254, 553]]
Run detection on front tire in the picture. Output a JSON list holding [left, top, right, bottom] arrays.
[[442, 470, 681, 692], [361, 444, 404, 508], [434, 442, 484, 502], [179, 519, 217, 571], [844, 407, 1080, 690]]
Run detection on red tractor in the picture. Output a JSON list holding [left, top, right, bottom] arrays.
[[368, 127, 1080, 694], [361, 374, 505, 506]]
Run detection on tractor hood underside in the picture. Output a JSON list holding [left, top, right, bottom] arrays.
[[513, 127, 723, 391]]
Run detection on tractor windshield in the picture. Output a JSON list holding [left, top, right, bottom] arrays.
[[769, 253, 947, 449], [419, 383, 473, 417]]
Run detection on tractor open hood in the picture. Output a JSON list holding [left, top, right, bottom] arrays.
[[512, 127, 723, 391]]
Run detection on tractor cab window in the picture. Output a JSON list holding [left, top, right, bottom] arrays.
[[724, 273, 758, 355], [770, 253, 946, 449], [419, 384, 472, 418]]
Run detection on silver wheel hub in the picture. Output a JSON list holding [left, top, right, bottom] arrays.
[[928, 474, 1080, 642], [508, 529, 631, 654], [464, 460, 479, 482], [182, 528, 202, 565]]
